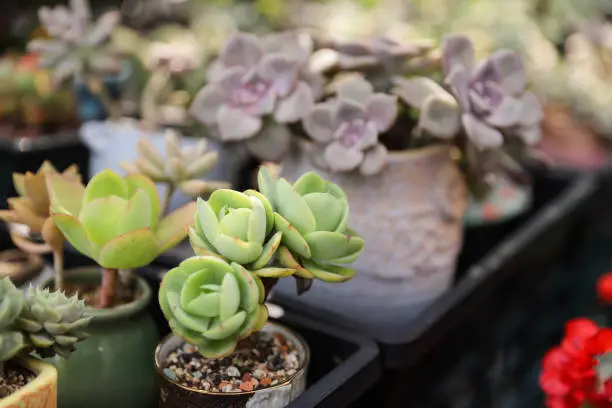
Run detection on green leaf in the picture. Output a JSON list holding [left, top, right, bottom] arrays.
[[167, 292, 210, 333], [155, 202, 196, 253], [185, 294, 220, 318], [196, 197, 220, 248], [251, 304, 268, 334], [275, 179, 316, 235], [46, 173, 85, 215], [218, 208, 250, 241], [304, 231, 364, 262], [244, 190, 274, 235], [219, 273, 240, 321], [194, 335, 239, 359], [208, 189, 251, 213], [303, 193, 344, 232], [213, 234, 262, 264], [247, 196, 266, 244], [238, 309, 259, 339], [251, 231, 282, 269], [253, 267, 296, 278], [97, 228, 160, 269], [181, 268, 219, 317], [51, 213, 96, 259], [274, 213, 311, 258], [204, 312, 246, 340], [257, 166, 277, 209], [188, 227, 217, 256], [84, 169, 128, 204], [117, 189, 153, 234], [124, 173, 161, 228], [0, 331, 25, 361], [230, 263, 259, 313], [293, 172, 326, 195], [79, 196, 128, 247], [159, 266, 188, 320], [302, 260, 357, 282]]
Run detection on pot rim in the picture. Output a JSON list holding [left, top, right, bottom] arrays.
[[41, 266, 152, 321], [154, 320, 310, 396], [0, 357, 57, 405]]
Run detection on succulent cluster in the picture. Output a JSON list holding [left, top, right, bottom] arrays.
[[302, 76, 398, 175], [28, 0, 122, 86], [159, 257, 267, 358], [47, 169, 195, 270], [162, 166, 363, 358], [189, 31, 320, 161], [120, 130, 230, 199], [0, 277, 90, 363], [393, 34, 543, 150]]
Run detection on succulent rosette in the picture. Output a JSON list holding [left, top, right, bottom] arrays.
[[189, 188, 293, 279], [0, 278, 25, 362], [302, 76, 398, 175], [16, 288, 90, 358], [189, 32, 316, 161], [159, 256, 267, 358], [46, 169, 196, 269], [257, 168, 364, 282], [393, 34, 543, 150]]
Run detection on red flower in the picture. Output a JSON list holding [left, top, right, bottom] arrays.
[[597, 273, 612, 303]]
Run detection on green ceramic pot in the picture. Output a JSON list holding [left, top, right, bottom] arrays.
[[41, 267, 158, 408]]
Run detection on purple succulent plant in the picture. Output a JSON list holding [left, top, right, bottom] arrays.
[[190, 32, 317, 161], [393, 35, 542, 150], [302, 76, 398, 175]]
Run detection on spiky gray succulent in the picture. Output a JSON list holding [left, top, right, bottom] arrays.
[[189, 32, 319, 161], [0, 278, 25, 363], [120, 130, 230, 198], [27, 0, 121, 86], [15, 288, 91, 359], [302, 75, 398, 175], [393, 34, 543, 150]]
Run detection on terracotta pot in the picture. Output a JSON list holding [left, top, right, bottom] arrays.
[[41, 267, 158, 408], [155, 322, 309, 408], [0, 357, 57, 408], [275, 142, 468, 332]]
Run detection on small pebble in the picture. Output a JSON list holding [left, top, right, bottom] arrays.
[[163, 368, 178, 381], [227, 366, 240, 377]]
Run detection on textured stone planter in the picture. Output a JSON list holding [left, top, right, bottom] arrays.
[[155, 322, 309, 408], [0, 357, 57, 408], [275, 141, 468, 333]]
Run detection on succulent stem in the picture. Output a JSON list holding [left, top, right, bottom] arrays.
[[160, 183, 175, 217], [99, 267, 118, 308], [53, 250, 64, 292], [141, 68, 171, 131]]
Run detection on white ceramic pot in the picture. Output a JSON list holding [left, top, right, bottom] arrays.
[[274, 142, 468, 335], [80, 119, 249, 211]]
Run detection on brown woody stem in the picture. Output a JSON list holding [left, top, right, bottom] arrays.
[[53, 250, 64, 292], [99, 267, 118, 308]]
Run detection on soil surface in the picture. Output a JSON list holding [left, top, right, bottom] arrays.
[[0, 361, 36, 398], [63, 282, 138, 308], [163, 331, 301, 393]]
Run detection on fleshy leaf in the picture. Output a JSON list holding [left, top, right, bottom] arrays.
[[156, 202, 197, 253], [98, 228, 160, 269], [83, 170, 128, 204]]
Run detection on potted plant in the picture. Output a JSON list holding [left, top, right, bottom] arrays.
[[0, 277, 90, 408], [34, 168, 196, 408], [155, 166, 364, 407], [255, 33, 543, 331]]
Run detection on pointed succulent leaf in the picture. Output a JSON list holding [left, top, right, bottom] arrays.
[[97, 228, 160, 269], [442, 34, 475, 75], [275, 178, 316, 235], [257, 167, 278, 209], [302, 260, 357, 282], [78, 196, 128, 247], [83, 170, 128, 204], [304, 231, 365, 262], [155, 202, 196, 253], [274, 213, 311, 259], [251, 231, 282, 270], [392, 76, 450, 109], [51, 213, 95, 258], [417, 94, 461, 138], [137, 138, 165, 170], [45, 173, 85, 215], [244, 190, 274, 234], [185, 151, 219, 179], [0, 331, 25, 361], [253, 267, 296, 278], [124, 174, 161, 227]]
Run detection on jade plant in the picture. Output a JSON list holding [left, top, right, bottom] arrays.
[[0, 277, 90, 376], [120, 129, 230, 213], [46, 169, 196, 308], [0, 162, 82, 290], [160, 166, 364, 357], [189, 31, 322, 161]]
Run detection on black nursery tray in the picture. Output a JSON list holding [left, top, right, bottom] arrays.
[[138, 265, 381, 408], [0, 132, 89, 209]]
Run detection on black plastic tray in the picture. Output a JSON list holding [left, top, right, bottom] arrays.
[[0, 132, 89, 209], [138, 265, 381, 408]]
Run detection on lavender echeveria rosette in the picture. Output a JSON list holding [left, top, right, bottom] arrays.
[[302, 76, 398, 176], [393, 34, 543, 150], [190, 32, 319, 162]]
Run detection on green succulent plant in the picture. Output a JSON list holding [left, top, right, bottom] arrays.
[[159, 256, 267, 358], [15, 288, 91, 359], [0, 278, 25, 363], [257, 167, 364, 283], [189, 189, 293, 279]]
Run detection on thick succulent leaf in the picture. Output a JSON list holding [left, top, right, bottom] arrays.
[[190, 83, 226, 123], [516, 125, 542, 146], [333, 99, 366, 129], [293, 172, 326, 195], [41, 217, 64, 253], [337, 76, 374, 105], [277, 246, 315, 278], [274, 81, 314, 123], [51, 213, 95, 258], [196, 198, 221, 248], [251, 231, 282, 269], [274, 213, 311, 258], [251, 304, 269, 334], [238, 309, 259, 339], [13, 173, 25, 197], [488, 50, 526, 95], [195, 335, 239, 359], [160, 267, 188, 317], [219, 273, 241, 321], [230, 263, 260, 313], [124, 174, 161, 227], [185, 151, 219, 179], [258, 54, 299, 98], [208, 189, 252, 214], [7, 198, 47, 231], [275, 178, 316, 235], [392, 76, 450, 109], [302, 193, 343, 232], [485, 97, 523, 128], [217, 106, 263, 141], [366, 94, 398, 132], [247, 196, 266, 245], [418, 94, 461, 139], [253, 267, 295, 278], [98, 228, 160, 269], [220, 33, 264, 68], [185, 292, 219, 317], [360, 144, 389, 176], [324, 142, 364, 172], [30, 332, 55, 348], [302, 104, 335, 143], [79, 196, 127, 247], [23, 172, 50, 215], [257, 167, 277, 209], [302, 260, 357, 282], [204, 312, 247, 340], [462, 114, 504, 150], [218, 208, 250, 241], [181, 267, 220, 317], [442, 34, 475, 75], [518, 92, 543, 127], [244, 190, 274, 235], [137, 138, 165, 170], [83, 170, 128, 204], [45, 173, 85, 215], [446, 66, 471, 111], [167, 292, 210, 333], [189, 227, 218, 257], [155, 202, 197, 253], [245, 123, 292, 162], [213, 234, 263, 264], [304, 231, 364, 262], [0, 331, 25, 361]]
